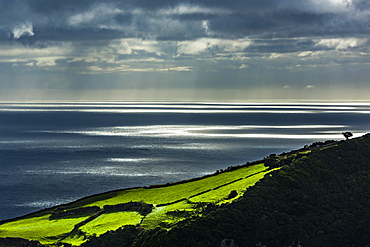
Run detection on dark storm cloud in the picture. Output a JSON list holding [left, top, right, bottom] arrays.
[[0, 0, 369, 96], [0, 0, 369, 43]]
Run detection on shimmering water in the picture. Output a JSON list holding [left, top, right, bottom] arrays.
[[0, 102, 369, 220]]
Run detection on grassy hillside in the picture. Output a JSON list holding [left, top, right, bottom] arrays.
[[131, 135, 370, 247], [1, 135, 369, 247], [0, 157, 279, 246]]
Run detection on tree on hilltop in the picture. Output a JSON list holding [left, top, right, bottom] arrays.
[[342, 132, 353, 140]]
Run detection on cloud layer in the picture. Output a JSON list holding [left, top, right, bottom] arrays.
[[2, 0, 369, 41], [0, 0, 369, 100]]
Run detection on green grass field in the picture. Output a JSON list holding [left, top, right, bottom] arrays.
[[0, 214, 90, 245], [79, 211, 142, 239], [0, 162, 279, 246]]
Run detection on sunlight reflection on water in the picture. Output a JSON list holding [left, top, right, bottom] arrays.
[[1, 101, 369, 220], [2, 102, 370, 114], [24, 166, 211, 178], [39, 124, 361, 139]]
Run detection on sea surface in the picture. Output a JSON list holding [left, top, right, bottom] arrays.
[[0, 101, 369, 220]]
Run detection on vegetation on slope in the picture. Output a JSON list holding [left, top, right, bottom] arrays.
[[1, 135, 369, 247], [131, 135, 370, 247], [0, 157, 277, 246]]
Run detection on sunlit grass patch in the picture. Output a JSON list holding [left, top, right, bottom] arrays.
[[141, 201, 196, 229], [0, 214, 90, 245], [60, 231, 87, 246], [83, 163, 268, 208], [80, 211, 142, 237], [190, 169, 278, 204]]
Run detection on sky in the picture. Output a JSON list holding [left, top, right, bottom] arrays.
[[0, 0, 370, 101]]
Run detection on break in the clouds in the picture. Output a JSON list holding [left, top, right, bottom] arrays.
[[0, 0, 369, 100]]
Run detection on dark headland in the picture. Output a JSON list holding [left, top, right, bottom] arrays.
[[0, 134, 369, 247]]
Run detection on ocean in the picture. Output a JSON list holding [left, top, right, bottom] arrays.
[[0, 101, 369, 220]]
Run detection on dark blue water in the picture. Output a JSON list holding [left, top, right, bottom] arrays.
[[0, 102, 369, 220]]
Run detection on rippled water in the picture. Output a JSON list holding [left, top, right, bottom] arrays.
[[0, 101, 369, 220]]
